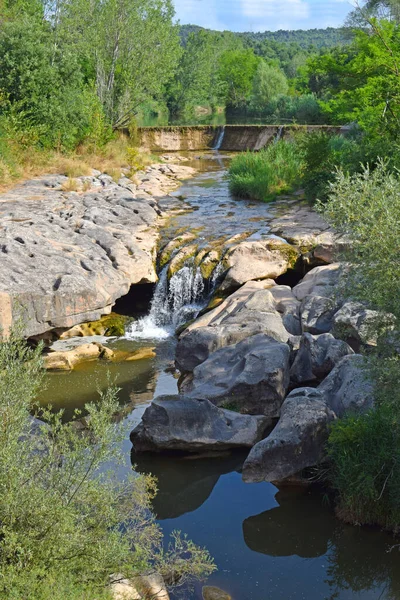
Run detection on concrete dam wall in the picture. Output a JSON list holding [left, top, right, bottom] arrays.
[[136, 124, 345, 152]]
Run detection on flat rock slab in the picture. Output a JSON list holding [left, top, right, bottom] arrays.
[[130, 395, 270, 452], [0, 165, 193, 337]]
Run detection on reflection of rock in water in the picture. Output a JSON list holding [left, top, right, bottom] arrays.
[[243, 487, 336, 558], [243, 486, 400, 599], [132, 451, 246, 519]]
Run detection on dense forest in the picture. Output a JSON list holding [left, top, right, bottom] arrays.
[[180, 24, 350, 50]]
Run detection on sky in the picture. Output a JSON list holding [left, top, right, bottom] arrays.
[[173, 0, 355, 32]]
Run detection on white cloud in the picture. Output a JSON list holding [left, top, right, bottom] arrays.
[[240, 0, 309, 20]]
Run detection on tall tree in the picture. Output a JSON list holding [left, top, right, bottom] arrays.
[[58, 0, 181, 127], [251, 61, 288, 109], [218, 48, 259, 109]]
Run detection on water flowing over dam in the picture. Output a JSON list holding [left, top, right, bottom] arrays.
[[136, 124, 345, 152]]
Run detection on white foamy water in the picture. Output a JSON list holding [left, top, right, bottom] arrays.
[[125, 264, 208, 340]]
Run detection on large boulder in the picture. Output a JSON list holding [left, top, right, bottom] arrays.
[[220, 238, 299, 291], [176, 323, 273, 373], [290, 333, 354, 384], [300, 295, 339, 335], [130, 395, 269, 452], [318, 354, 374, 417], [243, 388, 336, 483], [176, 281, 296, 372], [331, 301, 388, 349], [182, 334, 291, 417], [242, 354, 374, 482], [292, 263, 341, 302]]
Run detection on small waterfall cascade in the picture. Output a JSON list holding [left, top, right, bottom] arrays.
[[126, 260, 214, 340], [213, 126, 226, 151], [275, 125, 284, 144]]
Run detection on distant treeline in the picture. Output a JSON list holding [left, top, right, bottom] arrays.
[[180, 24, 350, 50]]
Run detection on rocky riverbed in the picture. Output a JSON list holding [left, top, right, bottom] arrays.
[[18, 153, 396, 600], [0, 160, 195, 338]]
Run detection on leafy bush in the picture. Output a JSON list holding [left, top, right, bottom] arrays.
[[322, 163, 400, 530], [328, 405, 400, 530], [0, 330, 215, 598], [228, 140, 304, 202]]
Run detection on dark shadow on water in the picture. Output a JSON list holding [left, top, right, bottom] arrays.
[[132, 450, 247, 519], [243, 486, 336, 558]]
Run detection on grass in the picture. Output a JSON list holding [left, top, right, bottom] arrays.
[[228, 140, 305, 202], [0, 132, 155, 192]]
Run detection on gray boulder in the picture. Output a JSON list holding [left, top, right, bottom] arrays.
[[130, 395, 269, 452], [293, 263, 341, 302], [182, 334, 291, 417], [243, 388, 336, 483], [220, 239, 299, 291], [176, 323, 274, 373], [318, 354, 374, 417], [176, 282, 296, 372], [300, 295, 339, 335], [290, 333, 354, 384], [331, 301, 386, 349], [242, 354, 373, 482]]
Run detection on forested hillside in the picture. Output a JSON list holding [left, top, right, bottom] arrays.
[[180, 25, 349, 49]]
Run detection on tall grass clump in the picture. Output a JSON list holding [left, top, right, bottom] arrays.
[[321, 163, 400, 531], [228, 140, 304, 202]]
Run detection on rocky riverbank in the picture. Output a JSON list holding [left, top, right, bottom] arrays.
[[130, 185, 378, 484], [0, 160, 195, 338]]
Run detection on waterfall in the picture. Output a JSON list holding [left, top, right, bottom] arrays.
[[126, 263, 208, 340], [213, 126, 226, 151], [275, 125, 284, 144]]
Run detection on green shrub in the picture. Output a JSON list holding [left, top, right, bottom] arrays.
[[327, 405, 400, 530], [228, 140, 304, 202], [0, 329, 215, 598], [322, 162, 400, 530]]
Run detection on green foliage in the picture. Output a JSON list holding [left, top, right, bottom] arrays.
[[321, 162, 400, 317], [306, 18, 400, 142], [322, 163, 400, 530], [218, 48, 260, 108], [228, 141, 304, 202], [327, 405, 400, 530], [0, 330, 215, 597], [251, 61, 288, 109]]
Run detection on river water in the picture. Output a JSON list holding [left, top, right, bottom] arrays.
[[41, 154, 400, 600]]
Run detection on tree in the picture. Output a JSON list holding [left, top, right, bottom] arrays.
[[166, 30, 214, 117], [251, 61, 288, 109], [0, 330, 215, 598], [306, 18, 400, 141], [0, 14, 97, 149], [218, 48, 259, 109]]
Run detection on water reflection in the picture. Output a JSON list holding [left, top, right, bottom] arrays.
[[41, 337, 177, 421], [133, 451, 246, 519], [141, 452, 400, 600], [243, 487, 335, 558]]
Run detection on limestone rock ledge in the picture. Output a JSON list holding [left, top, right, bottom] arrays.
[[0, 164, 194, 338]]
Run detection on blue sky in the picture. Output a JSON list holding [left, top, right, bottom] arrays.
[[173, 0, 354, 32]]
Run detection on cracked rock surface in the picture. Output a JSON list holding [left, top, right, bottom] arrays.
[[0, 164, 194, 337]]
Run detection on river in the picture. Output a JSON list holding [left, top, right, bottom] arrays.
[[41, 154, 400, 600]]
